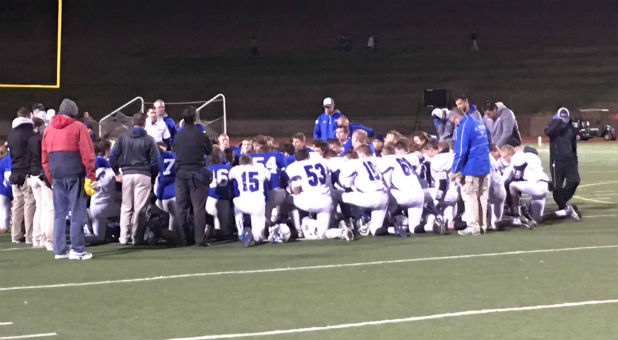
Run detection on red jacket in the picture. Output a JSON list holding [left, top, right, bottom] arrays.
[[41, 114, 95, 183]]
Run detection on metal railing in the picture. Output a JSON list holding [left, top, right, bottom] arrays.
[[98, 96, 144, 137], [196, 93, 227, 134]]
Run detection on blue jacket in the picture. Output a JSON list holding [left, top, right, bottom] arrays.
[[451, 115, 490, 176], [0, 153, 12, 198], [313, 111, 343, 141]]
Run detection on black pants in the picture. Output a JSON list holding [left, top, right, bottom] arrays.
[[175, 170, 208, 246], [550, 158, 580, 210]]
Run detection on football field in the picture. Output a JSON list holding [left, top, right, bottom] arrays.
[[0, 142, 616, 340]]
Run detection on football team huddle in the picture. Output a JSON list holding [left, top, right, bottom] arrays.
[[3, 95, 581, 259]]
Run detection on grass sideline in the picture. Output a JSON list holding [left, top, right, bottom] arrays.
[[0, 142, 616, 340]]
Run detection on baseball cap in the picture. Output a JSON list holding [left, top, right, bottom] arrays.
[[32, 103, 45, 111], [323, 97, 334, 106]]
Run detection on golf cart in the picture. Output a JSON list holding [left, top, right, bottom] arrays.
[[571, 109, 616, 141]]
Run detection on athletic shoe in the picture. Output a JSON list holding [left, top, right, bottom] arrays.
[[68, 250, 93, 260], [54, 253, 68, 259], [432, 216, 448, 235], [241, 228, 254, 248], [457, 227, 481, 236], [567, 205, 581, 221], [521, 208, 537, 227], [45, 242, 54, 251], [342, 228, 354, 242], [518, 214, 535, 229], [572, 204, 582, 218], [11, 239, 24, 244]]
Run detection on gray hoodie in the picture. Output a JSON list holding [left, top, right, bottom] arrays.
[[483, 102, 522, 147]]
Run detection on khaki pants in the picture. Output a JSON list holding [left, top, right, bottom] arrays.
[[119, 174, 152, 244], [28, 176, 54, 246], [461, 175, 489, 232], [11, 180, 36, 242]]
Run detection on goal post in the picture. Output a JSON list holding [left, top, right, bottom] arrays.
[[0, 0, 63, 89]]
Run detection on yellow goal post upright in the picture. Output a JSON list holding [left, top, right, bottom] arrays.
[[0, 0, 63, 89]]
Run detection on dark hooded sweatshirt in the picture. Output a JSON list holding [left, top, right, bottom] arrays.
[[109, 126, 159, 177]]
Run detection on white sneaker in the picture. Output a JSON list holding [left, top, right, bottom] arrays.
[[567, 205, 581, 221], [45, 242, 54, 251], [68, 250, 93, 260], [54, 254, 68, 259], [342, 228, 354, 242], [458, 227, 481, 236]]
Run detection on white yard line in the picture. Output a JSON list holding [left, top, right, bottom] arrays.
[[585, 214, 618, 218], [578, 181, 618, 188], [0, 333, 57, 340], [0, 322, 13, 326], [0, 245, 615, 292], [0, 248, 38, 252], [572, 195, 614, 204], [166, 299, 618, 340]]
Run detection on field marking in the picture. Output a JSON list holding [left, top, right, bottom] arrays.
[[0, 322, 13, 326], [585, 214, 618, 218], [0, 248, 38, 252], [167, 299, 618, 340], [0, 333, 57, 340], [578, 181, 618, 188], [572, 195, 615, 204], [0, 244, 615, 292]]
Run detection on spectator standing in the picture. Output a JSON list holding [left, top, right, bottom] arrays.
[[482, 101, 522, 147], [172, 107, 213, 246], [145, 106, 171, 144], [455, 94, 482, 121], [28, 117, 54, 249], [7, 107, 36, 244], [153, 99, 176, 148], [313, 97, 343, 141], [41, 98, 95, 259], [109, 112, 160, 245], [448, 107, 490, 235], [544, 107, 581, 220]]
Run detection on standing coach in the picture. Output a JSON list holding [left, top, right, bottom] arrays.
[[448, 107, 491, 235], [173, 106, 213, 246], [544, 107, 581, 220]]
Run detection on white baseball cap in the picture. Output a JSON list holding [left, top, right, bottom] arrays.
[[323, 97, 334, 106]]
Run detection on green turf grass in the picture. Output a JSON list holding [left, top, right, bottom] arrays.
[[0, 142, 616, 340]]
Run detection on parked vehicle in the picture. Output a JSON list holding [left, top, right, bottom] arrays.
[[571, 109, 616, 141]]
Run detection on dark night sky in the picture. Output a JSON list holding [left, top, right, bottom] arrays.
[[0, 0, 616, 126]]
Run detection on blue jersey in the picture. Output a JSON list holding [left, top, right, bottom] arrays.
[[207, 163, 233, 199], [313, 111, 343, 141], [249, 151, 286, 189], [0, 153, 12, 198], [155, 151, 176, 199]]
